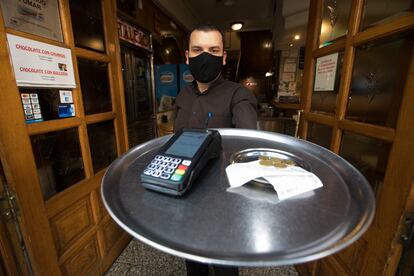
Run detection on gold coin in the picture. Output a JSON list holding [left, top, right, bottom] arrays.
[[259, 155, 271, 161], [283, 159, 295, 166], [259, 160, 273, 166], [274, 163, 288, 168]]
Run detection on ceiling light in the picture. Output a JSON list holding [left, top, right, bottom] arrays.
[[231, 22, 243, 31], [294, 34, 300, 40], [289, 43, 294, 47]]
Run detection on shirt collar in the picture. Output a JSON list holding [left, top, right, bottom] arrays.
[[191, 74, 225, 95]]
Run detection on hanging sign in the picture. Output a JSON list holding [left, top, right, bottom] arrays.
[[6, 34, 76, 88], [314, 53, 339, 91], [0, 0, 63, 41], [117, 19, 151, 51]]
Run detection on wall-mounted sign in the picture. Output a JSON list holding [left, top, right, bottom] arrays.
[[314, 53, 339, 91], [6, 34, 76, 88], [118, 19, 151, 51], [0, 0, 63, 41]]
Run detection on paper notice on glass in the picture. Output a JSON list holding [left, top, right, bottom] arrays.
[[282, 72, 295, 82], [225, 160, 323, 200], [0, 0, 63, 41], [314, 53, 338, 91], [283, 63, 296, 73], [6, 34, 76, 88]]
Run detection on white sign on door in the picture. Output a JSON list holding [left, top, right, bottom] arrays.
[[6, 34, 76, 88], [314, 53, 339, 91]]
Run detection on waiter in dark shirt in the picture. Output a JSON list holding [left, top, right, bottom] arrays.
[[174, 24, 257, 276], [174, 24, 257, 132]]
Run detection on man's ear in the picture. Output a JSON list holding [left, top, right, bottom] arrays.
[[185, 50, 189, 65], [222, 50, 227, 66]]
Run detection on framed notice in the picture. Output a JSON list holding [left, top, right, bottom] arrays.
[[7, 34, 76, 88], [0, 0, 63, 41], [314, 53, 339, 91]]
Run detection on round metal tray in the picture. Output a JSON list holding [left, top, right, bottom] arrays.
[[101, 129, 375, 267]]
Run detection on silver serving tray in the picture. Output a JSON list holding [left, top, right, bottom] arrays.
[[101, 128, 376, 267]]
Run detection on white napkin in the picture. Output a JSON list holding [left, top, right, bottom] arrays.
[[226, 160, 323, 200]]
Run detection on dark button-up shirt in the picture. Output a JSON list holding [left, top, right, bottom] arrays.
[[174, 76, 257, 132]]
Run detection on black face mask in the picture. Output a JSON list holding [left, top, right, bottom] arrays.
[[188, 52, 223, 83]]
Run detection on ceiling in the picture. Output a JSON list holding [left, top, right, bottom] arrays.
[[152, 0, 310, 50]]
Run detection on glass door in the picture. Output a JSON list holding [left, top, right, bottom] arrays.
[[121, 43, 156, 147]]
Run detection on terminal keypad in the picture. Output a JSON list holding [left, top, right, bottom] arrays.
[[143, 155, 191, 182]]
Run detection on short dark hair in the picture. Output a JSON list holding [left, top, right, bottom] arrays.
[[187, 24, 225, 49]]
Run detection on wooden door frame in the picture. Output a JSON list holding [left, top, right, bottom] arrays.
[[0, 0, 131, 274], [0, 7, 61, 276], [297, 0, 414, 274]]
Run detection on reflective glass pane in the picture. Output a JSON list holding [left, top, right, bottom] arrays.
[[362, 0, 413, 30], [87, 120, 117, 173], [31, 128, 85, 200], [69, 0, 105, 52], [78, 58, 112, 115], [311, 52, 344, 114], [307, 122, 332, 149], [346, 33, 413, 127], [319, 0, 352, 47], [339, 131, 391, 193]]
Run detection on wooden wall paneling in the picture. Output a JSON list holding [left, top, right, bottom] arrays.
[[100, 230, 131, 273], [57, 221, 99, 265], [85, 112, 117, 125], [60, 0, 94, 180], [331, 239, 367, 275], [50, 197, 94, 256], [352, 13, 414, 46], [360, 45, 414, 275], [45, 170, 105, 218], [298, 0, 323, 139], [312, 37, 346, 58], [329, 0, 364, 153], [102, 0, 128, 154], [106, 0, 129, 152], [303, 112, 335, 127], [26, 117, 82, 135], [316, 257, 348, 276], [74, 48, 110, 62], [338, 120, 395, 142], [60, 234, 101, 275], [4, 28, 67, 47], [0, 8, 61, 276], [102, 219, 125, 255]]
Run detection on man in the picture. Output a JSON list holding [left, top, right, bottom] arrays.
[[174, 24, 257, 276], [173, 24, 257, 131]]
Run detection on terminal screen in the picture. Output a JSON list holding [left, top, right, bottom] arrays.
[[164, 131, 208, 158]]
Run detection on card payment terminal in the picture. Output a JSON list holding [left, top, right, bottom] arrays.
[[140, 129, 222, 196]]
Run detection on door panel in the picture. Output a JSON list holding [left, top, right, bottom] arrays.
[[0, 0, 130, 274], [298, 0, 414, 275]]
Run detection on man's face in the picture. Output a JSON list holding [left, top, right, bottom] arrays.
[[186, 30, 227, 65]]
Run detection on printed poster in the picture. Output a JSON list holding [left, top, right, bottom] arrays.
[[314, 53, 339, 91], [0, 0, 63, 41], [7, 34, 76, 88]]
